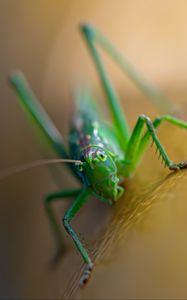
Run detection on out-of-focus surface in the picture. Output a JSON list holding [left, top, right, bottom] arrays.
[[1, 0, 187, 299], [76, 170, 187, 299]]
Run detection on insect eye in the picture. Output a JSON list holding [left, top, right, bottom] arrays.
[[96, 150, 107, 161]]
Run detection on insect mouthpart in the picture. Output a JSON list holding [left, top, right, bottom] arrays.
[[93, 172, 124, 201], [113, 185, 125, 202]]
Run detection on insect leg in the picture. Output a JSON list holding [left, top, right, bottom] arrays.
[[134, 115, 187, 171], [84, 24, 175, 114], [45, 188, 81, 262], [81, 24, 130, 152], [124, 114, 187, 176], [9, 72, 78, 177], [62, 187, 93, 286]]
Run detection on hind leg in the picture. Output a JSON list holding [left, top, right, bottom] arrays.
[[81, 24, 175, 114], [81, 24, 130, 151]]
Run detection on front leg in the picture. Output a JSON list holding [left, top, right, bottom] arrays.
[[135, 115, 187, 169], [62, 187, 93, 286], [45, 188, 81, 263], [124, 114, 187, 176]]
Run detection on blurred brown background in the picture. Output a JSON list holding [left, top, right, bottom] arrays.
[[1, 0, 187, 299]]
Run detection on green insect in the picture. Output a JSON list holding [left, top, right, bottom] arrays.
[[8, 24, 187, 286]]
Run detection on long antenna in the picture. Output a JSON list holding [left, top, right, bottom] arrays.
[[0, 158, 82, 181]]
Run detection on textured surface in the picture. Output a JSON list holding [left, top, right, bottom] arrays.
[[75, 169, 187, 299]]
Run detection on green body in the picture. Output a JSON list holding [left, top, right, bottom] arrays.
[[9, 24, 187, 286], [69, 93, 125, 201]]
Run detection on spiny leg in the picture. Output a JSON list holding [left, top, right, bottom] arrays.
[[62, 187, 93, 286], [45, 188, 81, 263], [124, 114, 187, 176], [81, 24, 175, 114], [81, 24, 130, 151], [135, 115, 187, 172]]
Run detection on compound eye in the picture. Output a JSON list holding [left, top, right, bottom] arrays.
[[96, 150, 107, 161]]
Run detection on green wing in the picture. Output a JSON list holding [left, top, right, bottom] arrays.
[[9, 71, 70, 161]]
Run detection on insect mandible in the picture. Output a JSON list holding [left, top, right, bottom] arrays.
[[8, 23, 187, 286]]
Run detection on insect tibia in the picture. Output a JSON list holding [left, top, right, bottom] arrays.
[[80, 23, 96, 39], [150, 137, 166, 167]]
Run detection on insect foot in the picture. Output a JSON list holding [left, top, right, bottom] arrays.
[[79, 263, 93, 287], [169, 161, 187, 171]]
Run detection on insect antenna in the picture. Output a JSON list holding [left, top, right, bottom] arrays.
[[0, 158, 82, 181]]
